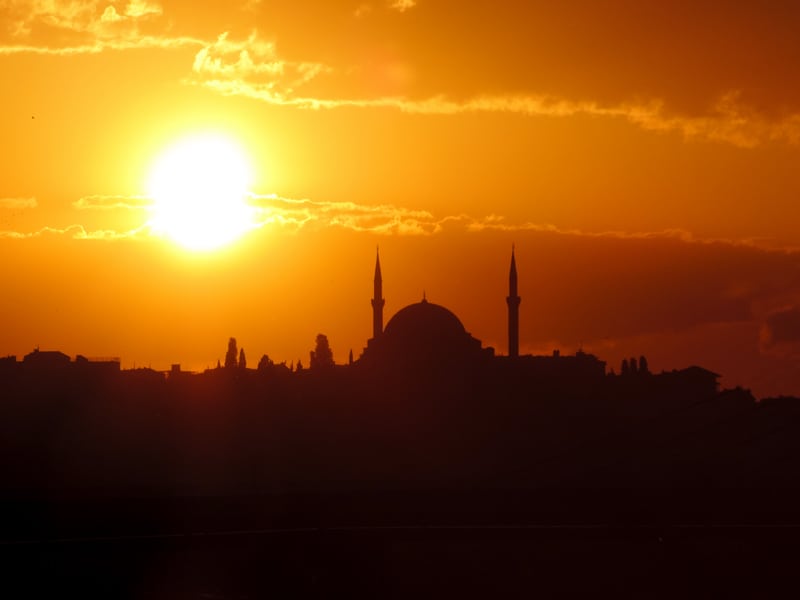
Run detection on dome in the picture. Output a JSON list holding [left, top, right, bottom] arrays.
[[383, 299, 467, 341], [362, 298, 486, 368]]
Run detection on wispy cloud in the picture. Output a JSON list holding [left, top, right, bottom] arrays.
[[182, 31, 800, 149], [8, 191, 799, 253], [245, 195, 800, 252], [389, 0, 416, 12], [241, 0, 262, 12], [0, 34, 203, 55], [71, 190, 461, 236], [0, 196, 37, 209], [188, 32, 330, 97], [192, 32, 283, 78], [0, 223, 147, 239], [194, 69, 800, 148], [4, 0, 163, 34], [0, 0, 201, 54], [463, 214, 797, 251], [249, 193, 453, 235], [74, 225, 149, 239], [2, 195, 449, 239], [73, 194, 150, 210], [354, 3, 372, 18], [124, 0, 161, 19]]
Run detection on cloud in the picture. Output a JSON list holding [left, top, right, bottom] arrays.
[[192, 32, 283, 78], [100, 5, 123, 23], [74, 224, 148, 239], [73, 194, 150, 210], [188, 32, 330, 97], [0, 197, 37, 209], [1, 194, 151, 238], [9, 191, 448, 239], [0, 223, 147, 239], [3, 0, 162, 35], [760, 307, 800, 358], [1, 186, 797, 261], [16, 189, 800, 250], [0, 0, 201, 54], [124, 0, 161, 19], [9, 192, 450, 240], [19, 190, 673, 241], [389, 0, 416, 12], [178, 28, 800, 149], [190, 44, 800, 149], [4, 5, 799, 149], [354, 3, 372, 18], [5, 5, 793, 150], [243, 196, 800, 258], [249, 194, 451, 235], [0, 34, 202, 54], [463, 214, 799, 252]]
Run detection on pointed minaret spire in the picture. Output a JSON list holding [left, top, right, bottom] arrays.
[[371, 247, 385, 339], [506, 244, 521, 358]]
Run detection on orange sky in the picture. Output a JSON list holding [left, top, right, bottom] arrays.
[[2, 1, 800, 396]]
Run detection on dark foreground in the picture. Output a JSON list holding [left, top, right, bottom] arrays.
[[3, 489, 800, 598]]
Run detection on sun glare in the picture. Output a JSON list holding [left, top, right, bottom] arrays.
[[146, 134, 255, 251]]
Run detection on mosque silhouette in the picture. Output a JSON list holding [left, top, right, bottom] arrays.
[[358, 248, 610, 383], [360, 248, 487, 368]]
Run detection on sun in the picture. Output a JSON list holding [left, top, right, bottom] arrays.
[[146, 133, 256, 251]]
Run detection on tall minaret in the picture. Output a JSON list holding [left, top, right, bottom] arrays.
[[506, 245, 521, 357], [371, 248, 385, 339]]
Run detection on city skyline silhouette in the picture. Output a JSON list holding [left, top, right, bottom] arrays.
[[0, 246, 734, 394], [2, 246, 798, 598]]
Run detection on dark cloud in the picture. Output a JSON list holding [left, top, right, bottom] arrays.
[[383, 1, 800, 115], [761, 306, 800, 357]]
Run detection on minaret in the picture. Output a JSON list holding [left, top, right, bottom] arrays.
[[371, 248, 385, 339], [506, 245, 521, 358]]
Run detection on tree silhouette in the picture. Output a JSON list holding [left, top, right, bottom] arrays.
[[621, 358, 629, 375], [630, 356, 638, 374], [639, 355, 649, 374], [225, 338, 238, 369], [258, 354, 273, 370], [310, 333, 334, 369], [239, 348, 247, 370]]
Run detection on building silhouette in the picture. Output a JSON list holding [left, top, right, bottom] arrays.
[[362, 293, 489, 369], [359, 247, 608, 380], [371, 248, 385, 340], [506, 245, 521, 358], [23, 348, 71, 369]]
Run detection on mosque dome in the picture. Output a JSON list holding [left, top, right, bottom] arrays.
[[362, 297, 487, 368], [383, 299, 467, 342]]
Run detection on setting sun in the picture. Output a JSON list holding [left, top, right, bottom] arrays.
[[146, 134, 255, 251]]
